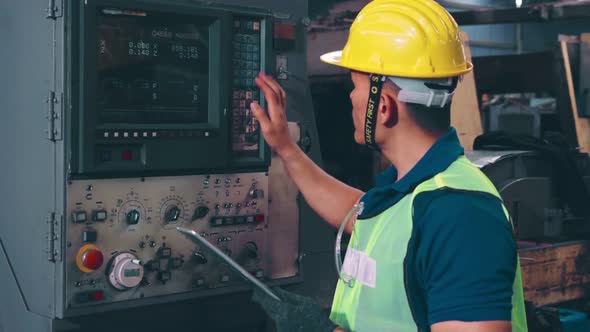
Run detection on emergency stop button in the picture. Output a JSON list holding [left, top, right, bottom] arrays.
[[76, 244, 104, 273]]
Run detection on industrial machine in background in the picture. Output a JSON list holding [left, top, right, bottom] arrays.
[[0, 0, 333, 331], [466, 150, 590, 240]]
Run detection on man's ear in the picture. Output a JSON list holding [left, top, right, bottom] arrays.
[[379, 92, 398, 127]]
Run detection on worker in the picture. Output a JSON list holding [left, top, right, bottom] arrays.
[[250, 0, 528, 331]]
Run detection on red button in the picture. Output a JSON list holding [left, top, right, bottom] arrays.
[[122, 151, 132, 161], [256, 214, 265, 223], [92, 291, 104, 301], [82, 249, 104, 270]]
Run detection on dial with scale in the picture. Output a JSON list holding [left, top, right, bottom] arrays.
[[159, 195, 188, 229]]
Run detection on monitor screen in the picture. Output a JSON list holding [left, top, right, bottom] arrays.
[[97, 8, 212, 124]]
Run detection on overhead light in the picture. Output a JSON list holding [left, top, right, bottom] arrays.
[[516, 0, 523, 8]]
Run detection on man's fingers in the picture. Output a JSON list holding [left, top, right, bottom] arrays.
[[260, 73, 286, 109], [255, 74, 284, 122], [255, 75, 279, 114], [250, 101, 270, 129]]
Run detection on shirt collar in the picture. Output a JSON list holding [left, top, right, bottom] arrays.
[[375, 127, 464, 194]]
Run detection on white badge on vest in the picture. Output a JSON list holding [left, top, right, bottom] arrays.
[[341, 248, 377, 288]]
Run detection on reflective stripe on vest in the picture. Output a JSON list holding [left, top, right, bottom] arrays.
[[330, 156, 528, 332]]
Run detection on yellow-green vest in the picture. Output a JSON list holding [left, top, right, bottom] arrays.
[[330, 156, 528, 332]]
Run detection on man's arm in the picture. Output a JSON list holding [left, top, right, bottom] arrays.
[[251, 72, 363, 231], [412, 191, 517, 332]]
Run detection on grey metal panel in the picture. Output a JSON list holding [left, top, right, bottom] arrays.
[[0, 238, 53, 332], [0, 0, 58, 319]]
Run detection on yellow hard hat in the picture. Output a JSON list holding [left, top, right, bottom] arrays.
[[320, 0, 473, 78]]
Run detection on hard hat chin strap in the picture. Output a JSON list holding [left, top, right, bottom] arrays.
[[364, 74, 386, 152]]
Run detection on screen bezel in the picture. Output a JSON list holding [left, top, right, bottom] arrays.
[[84, 2, 224, 133], [78, 0, 229, 174], [70, 0, 272, 176]]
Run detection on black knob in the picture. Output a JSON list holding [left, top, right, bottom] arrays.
[[165, 206, 181, 223], [244, 242, 258, 260], [192, 206, 210, 220], [126, 210, 140, 225], [193, 251, 208, 265]]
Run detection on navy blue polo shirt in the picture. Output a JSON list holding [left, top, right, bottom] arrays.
[[358, 128, 516, 330]]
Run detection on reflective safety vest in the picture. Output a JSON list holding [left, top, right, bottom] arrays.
[[330, 156, 528, 332]]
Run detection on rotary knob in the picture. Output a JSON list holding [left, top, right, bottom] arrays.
[[126, 210, 140, 225], [165, 206, 181, 223], [244, 242, 259, 260], [107, 253, 144, 291], [192, 206, 210, 220]]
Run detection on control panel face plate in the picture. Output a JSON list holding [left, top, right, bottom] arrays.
[[65, 172, 285, 308]]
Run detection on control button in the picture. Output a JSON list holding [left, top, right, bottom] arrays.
[[158, 247, 172, 258], [223, 217, 234, 225], [99, 151, 112, 162], [246, 216, 255, 224], [91, 291, 104, 301], [255, 270, 265, 279], [92, 210, 107, 222], [256, 214, 265, 223], [158, 271, 171, 283], [220, 275, 230, 283], [210, 217, 223, 227], [203, 179, 210, 185], [215, 179, 220, 185], [103, 132, 110, 138], [113, 132, 119, 138], [192, 206, 210, 220], [76, 292, 90, 304], [193, 251, 208, 264], [138, 241, 146, 249], [121, 151, 132, 161], [147, 260, 160, 271], [235, 216, 246, 224], [193, 279, 205, 287], [73, 211, 87, 223], [149, 240, 157, 248], [225, 178, 231, 184], [81, 249, 104, 271], [165, 206, 181, 223], [123, 132, 129, 138], [75, 290, 104, 302], [126, 210, 140, 225], [82, 230, 97, 243], [170, 258, 183, 269]]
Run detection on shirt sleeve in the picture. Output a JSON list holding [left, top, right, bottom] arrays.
[[412, 190, 517, 325]]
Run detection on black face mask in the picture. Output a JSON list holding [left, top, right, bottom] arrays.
[[364, 74, 385, 152]]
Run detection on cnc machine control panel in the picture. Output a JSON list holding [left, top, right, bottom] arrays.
[[65, 172, 283, 307]]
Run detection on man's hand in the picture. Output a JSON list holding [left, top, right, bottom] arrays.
[[252, 287, 337, 332], [250, 72, 298, 157]]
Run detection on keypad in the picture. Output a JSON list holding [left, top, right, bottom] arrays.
[[231, 18, 262, 152]]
